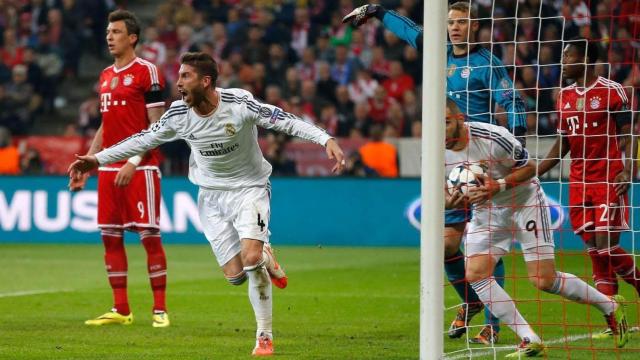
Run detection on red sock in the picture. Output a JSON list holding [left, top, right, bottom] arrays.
[[605, 245, 640, 296], [102, 229, 130, 315], [140, 229, 167, 312], [587, 247, 618, 296]]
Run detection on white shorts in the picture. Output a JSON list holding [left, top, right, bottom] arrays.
[[465, 186, 555, 263], [198, 185, 271, 266]]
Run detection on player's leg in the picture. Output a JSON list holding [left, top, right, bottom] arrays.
[[86, 171, 132, 326], [524, 256, 629, 348], [444, 210, 484, 339], [466, 246, 541, 349], [520, 191, 628, 348], [233, 186, 277, 356], [126, 169, 169, 326], [593, 190, 639, 295], [570, 184, 619, 296]]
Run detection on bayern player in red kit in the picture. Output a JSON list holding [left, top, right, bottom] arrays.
[[539, 38, 639, 336], [69, 10, 169, 327]]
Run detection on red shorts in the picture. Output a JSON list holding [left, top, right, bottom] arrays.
[[97, 168, 161, 230], [568, 183, 629, 234]]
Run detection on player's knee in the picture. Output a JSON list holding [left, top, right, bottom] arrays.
[[225, 270, 247, 286], [530, 276, 555, 292], [465, 268, 486, 283], [444, 241, 460, 258], [241, 251, 264, 269]]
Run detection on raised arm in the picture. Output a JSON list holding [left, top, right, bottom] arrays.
[[342, 4, 423, 52]]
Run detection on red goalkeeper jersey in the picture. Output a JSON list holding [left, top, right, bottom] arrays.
[[98, 57, 165, 168], [556, 76, 630, 183]]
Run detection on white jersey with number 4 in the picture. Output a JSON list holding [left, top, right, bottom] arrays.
[[96, 87, 332, 190], [445, 121, 537, 207]]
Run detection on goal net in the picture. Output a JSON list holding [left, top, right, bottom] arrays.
[[437, 1, 640, 358]]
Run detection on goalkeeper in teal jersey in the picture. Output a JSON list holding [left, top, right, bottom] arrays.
[[344, 1, 528, 345]]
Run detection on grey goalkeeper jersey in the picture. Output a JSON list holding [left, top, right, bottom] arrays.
[[95, 87, 332, 190]]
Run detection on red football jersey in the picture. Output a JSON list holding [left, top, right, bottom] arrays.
[[98, 57, 165, 167], [556, 76, 630, 183]]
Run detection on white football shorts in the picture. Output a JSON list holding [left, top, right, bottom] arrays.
[[198, 185, 271, 266], [465, 185, 555, 263]]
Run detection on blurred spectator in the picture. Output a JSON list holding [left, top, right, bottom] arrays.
[[265, 44, 288, 87], [5, 65, 41, 134], [402, 45, 422, 85], [139, 26, 168, 65], [288, 96, 314, 124], [358, 124, 398, 178], [209, 22, 232, 61], [300, 79, 322, 122], [369, 46, 391, 80], [176, 24, 198, 55], [77, 91, 101, 136], [0, 126, 20, 175], [291, 6, 318, 58], [368, 86, 396, 125], [343, 151, 377, 177], [264, 133, 297, 176], [382, 30, 404, 62], [20, 147, 44, 175], [319, 103, 339, 135], [243, 24, 269, 65], [331, 44, 360, 85], [347, 69, 378, 103], [335, 85, 354, 119], [265, 84, 288, 109], [251, 62, 267, 100], [282, 67, 301, 100], [316, 61, 338, 104], [315, 31, 335, 63], [382, 61, 415, 102], [402, 90, 420, 122], [1, 28, 25, 67], [225, 7, 246, 43], [326, 11, 351, 46], [296, 47, 319, 82], [350, 101, 372, 138], [349, 29, 372, 67]]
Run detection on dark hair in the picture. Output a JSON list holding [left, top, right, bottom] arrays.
[[108, 10, 141, 47], [180, 52, 219, 86], [449, 1, 477, 19], [565, 37, 599, 64]]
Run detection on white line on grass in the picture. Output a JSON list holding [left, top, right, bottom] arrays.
[[445, 333, 599, 359], [0, 289, 73, 298]]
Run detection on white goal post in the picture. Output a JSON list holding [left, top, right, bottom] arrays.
[[421, 1, 447, 359]]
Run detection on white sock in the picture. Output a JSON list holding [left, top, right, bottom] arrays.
[[471, 277, 541, 343], [244, 261, 273, 340], [546, 271, 615, 315]]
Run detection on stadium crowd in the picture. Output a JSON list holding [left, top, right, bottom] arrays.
[[0, 0, 638, 176]]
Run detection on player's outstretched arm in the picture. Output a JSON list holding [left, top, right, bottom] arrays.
[[325, 138, 346, 174], [343, 4, 422, 51], [614, 123, 635, 196]]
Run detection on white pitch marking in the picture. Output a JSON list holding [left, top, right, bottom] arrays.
[[0, 289, 72, 298], [443, 330, 639, 360]]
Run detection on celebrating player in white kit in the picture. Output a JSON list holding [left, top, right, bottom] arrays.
[[444, 99, 628, 357], [69, 52, 345, 357]]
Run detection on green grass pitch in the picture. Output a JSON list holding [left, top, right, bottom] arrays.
[[0, 244, 639, 359]]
